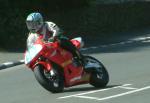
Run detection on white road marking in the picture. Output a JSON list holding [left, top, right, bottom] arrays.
[[3, 62, 13, 65], [119, 86, 138, 90], [109, 43, 119, 46], [58, 84, 131, 99], [74, 86, 150, 101], [19, 60, 25, 63], [141, 40, 150, 43], [119, 42, 126, 45], [131, 37, 150, 41], [75, 95, 100, 100], [125, 41, 134, 43]]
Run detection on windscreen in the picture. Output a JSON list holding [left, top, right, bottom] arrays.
[[25, 44, 42, 64]]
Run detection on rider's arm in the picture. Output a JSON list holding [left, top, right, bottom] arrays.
[[46, 21, 68, 42], [27, 33, 39, 47], [46, 22, 61, 37]]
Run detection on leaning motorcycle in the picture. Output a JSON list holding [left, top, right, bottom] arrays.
[[24, 36, 109, 93]]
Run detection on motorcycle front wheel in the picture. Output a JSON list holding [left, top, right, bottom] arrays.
[[34, 64, 64, 93]]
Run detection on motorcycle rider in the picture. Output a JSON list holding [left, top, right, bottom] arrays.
[[26, 12, 83, 66]]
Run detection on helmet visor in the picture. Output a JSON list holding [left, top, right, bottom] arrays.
[[26, 21, 39, 32]]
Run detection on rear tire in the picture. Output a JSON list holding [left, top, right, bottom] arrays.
[[34, 64, 64, 93], [83, 56, 109, 88]]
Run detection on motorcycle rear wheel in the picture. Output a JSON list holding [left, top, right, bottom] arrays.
[[83, 56, 109, 88], [34, 64, 64, 93]]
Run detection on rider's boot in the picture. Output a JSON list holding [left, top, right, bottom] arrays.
[[73, 50, 84, 67], [74, 50, 97, 70]]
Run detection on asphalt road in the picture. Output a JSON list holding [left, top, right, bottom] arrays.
[[0, 40, 150, 103]]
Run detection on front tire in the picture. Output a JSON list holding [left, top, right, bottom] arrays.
[[83, 56, 109, 88], [34, 64, 64, 93]]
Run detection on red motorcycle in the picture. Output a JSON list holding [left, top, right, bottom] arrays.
[[24, 36, 109, 93]]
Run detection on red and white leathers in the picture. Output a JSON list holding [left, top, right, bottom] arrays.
[[27, 21, 83, 66], [27, 21, 60, 47]]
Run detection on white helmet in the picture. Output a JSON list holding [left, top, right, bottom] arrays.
[[26, 12, 44, 33]]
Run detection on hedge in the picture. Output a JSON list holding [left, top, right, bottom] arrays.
[[0, 1, 150, 50]]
